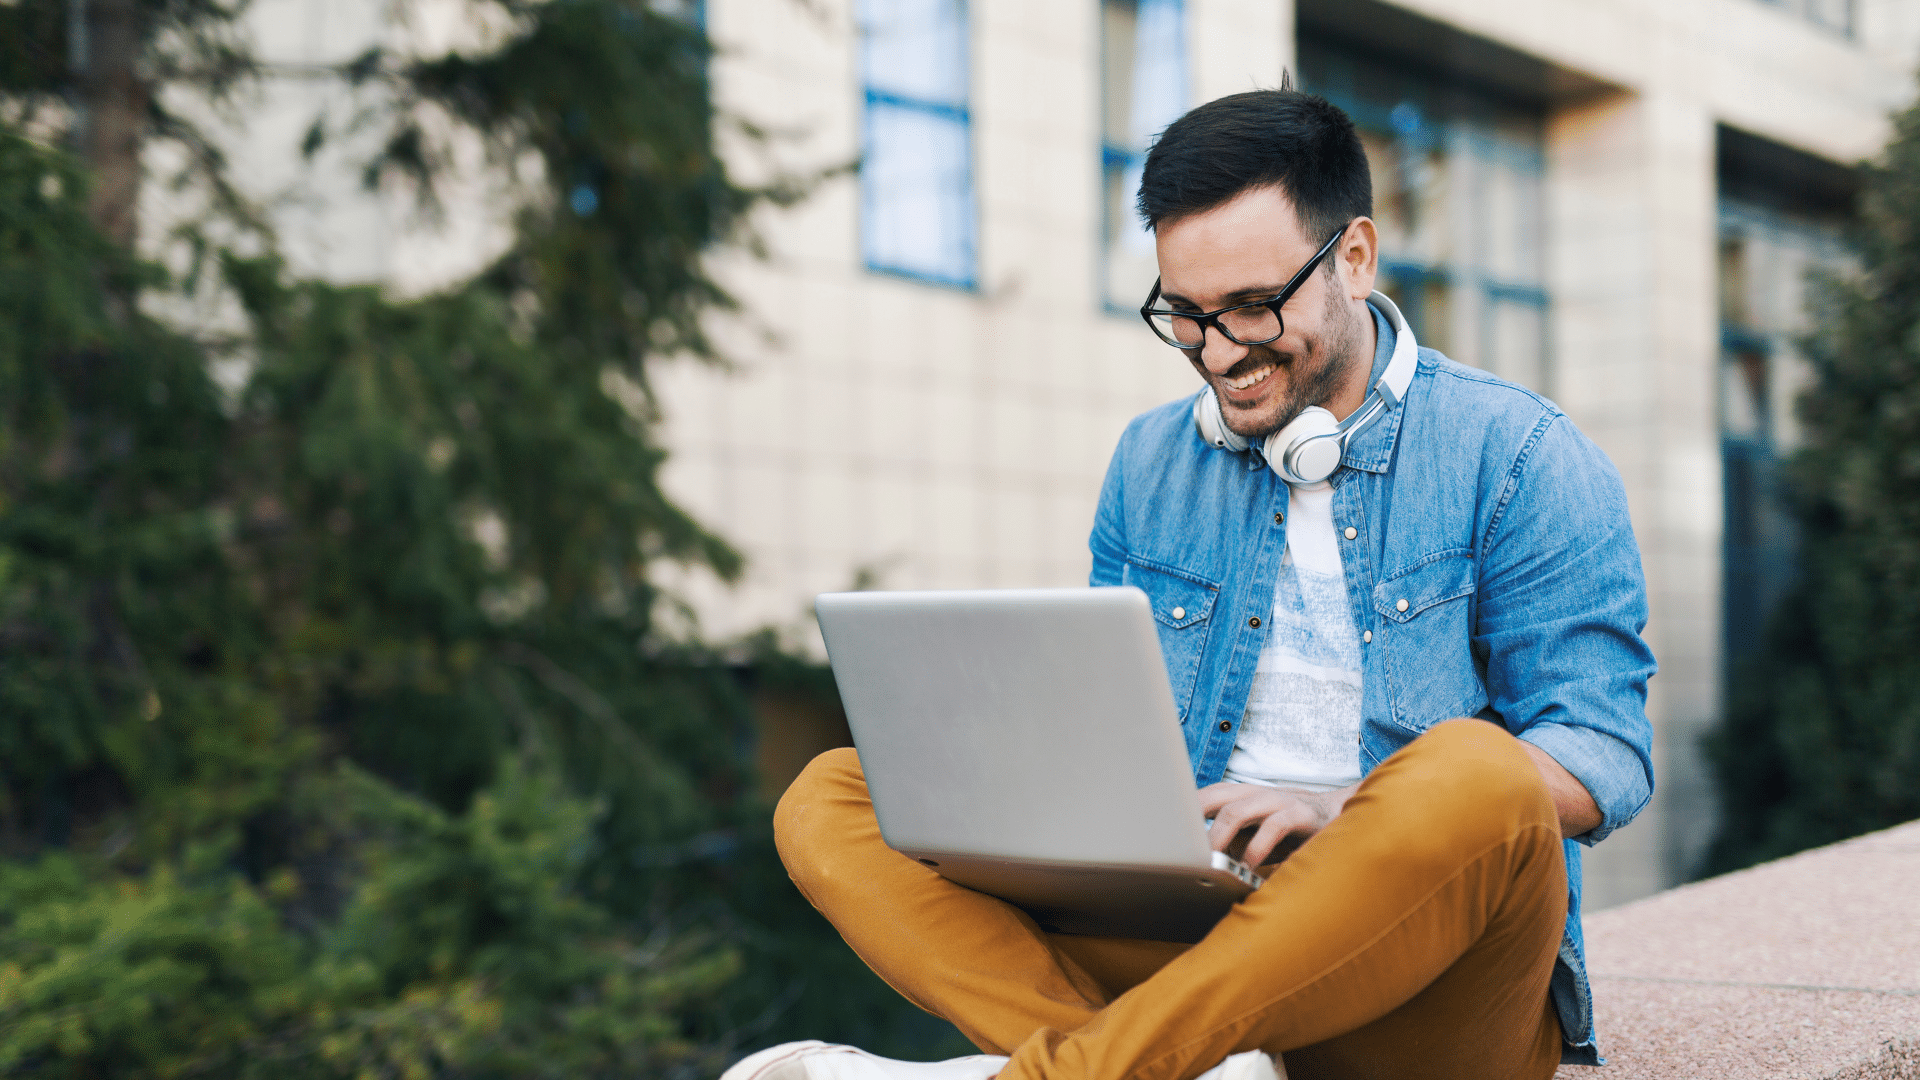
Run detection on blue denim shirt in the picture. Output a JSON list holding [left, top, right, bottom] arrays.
[[1088, 303, 1656, 1066]]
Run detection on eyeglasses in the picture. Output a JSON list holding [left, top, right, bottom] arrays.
[[1139, 222, 1351, 349]]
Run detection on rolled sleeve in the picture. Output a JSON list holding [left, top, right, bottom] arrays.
[[1520, 721, 1651, 845]]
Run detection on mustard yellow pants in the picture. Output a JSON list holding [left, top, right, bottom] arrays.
[[773, 719, 1569, 1080]]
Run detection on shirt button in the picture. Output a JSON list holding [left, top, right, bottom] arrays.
[[1219, 720, 1232, 732], [1344, 527, 1358, 540], [1171, 606, 1186, 620], [1274, 512, 1285, 524], [1363, 630, 1373, 643], [1396, 599, 1410, 612], [1248, 616, 1262, 628]]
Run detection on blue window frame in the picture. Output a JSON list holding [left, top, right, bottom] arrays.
[[1100, 0, 1186, 312], [858, 0, 977, 289]]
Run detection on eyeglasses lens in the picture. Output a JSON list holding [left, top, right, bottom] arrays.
[[1220, 306, 1281, 344], [1150, 312, 1206, 347], [1150, 305, 1281, 347]]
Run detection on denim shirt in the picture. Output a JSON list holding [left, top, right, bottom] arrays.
[[1088, 303, 1656, 1066]]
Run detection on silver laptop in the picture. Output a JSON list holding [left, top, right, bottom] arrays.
[[814, 587, 1262, 943]]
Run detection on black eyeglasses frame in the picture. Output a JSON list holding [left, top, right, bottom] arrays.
[[1138, 221, 1353, 349]]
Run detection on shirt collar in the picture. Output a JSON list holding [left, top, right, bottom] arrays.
[[1337, 299, 1413, 477]]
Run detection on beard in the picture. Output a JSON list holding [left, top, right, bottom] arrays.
[[1218, 280, 1368, 439]]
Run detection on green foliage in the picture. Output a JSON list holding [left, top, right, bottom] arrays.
[[1706, 82, 1920, 873], [0, 856, 310, 1075], [0, 0, 252, 102], [0, 121, 739, 1078], [0, 0, 955, 1072], [375, 0, 774, 369], [0, 0, 263, 241], [0, 762, 744, 1078]]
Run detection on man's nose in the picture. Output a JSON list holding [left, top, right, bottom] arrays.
[[1200, 326, 1250, 374]]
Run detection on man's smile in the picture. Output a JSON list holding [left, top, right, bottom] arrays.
[[1223, 363, 1277, 392]]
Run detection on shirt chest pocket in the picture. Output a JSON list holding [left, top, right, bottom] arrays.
[[1372, 551, 1486, 729], [1121, 559, 1219, 721]]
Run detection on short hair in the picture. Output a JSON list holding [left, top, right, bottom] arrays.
[[1137, 84, 1373, 249]]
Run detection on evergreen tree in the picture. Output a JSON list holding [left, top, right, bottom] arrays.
[[0, 2, 956, 1072], [1706, 81, 1920, 873]]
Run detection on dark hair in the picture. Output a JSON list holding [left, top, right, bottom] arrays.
[[1137, 84, 1372, 248]]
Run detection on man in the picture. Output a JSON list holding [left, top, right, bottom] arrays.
[[740, 88, 1654, 1080]]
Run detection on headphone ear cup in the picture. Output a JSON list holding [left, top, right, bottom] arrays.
[[1282, 434, 1346, 484], [1192, 388, 1249, 452], [1264, 406, 1342, 484]]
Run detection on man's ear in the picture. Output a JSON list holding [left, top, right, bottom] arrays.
[[1341, 217, 1380, 300]]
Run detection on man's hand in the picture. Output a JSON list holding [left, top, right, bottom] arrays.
[[1195, 727, 1604, 866], [1197, 781, 1358, 867]]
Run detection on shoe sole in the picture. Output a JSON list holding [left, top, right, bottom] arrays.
[[721, 1040, 835, 1080]]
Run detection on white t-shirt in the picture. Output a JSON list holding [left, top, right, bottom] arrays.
[[1222, 480, 1365, 792]]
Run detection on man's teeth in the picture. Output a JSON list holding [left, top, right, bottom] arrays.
[[1226, 365, 1275, 391]]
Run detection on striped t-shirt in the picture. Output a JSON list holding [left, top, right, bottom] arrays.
[[1222, 478, 1364, 792]]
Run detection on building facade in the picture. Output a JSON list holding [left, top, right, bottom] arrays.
[[658, 0, 1920, 910], [212, 0, 1919, 910]]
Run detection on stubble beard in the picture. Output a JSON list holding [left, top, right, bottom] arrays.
[[1220, 281, 1366, 440]]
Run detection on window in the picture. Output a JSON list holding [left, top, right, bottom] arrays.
[[1716, 196, 1851, 671], [1101, 0, 1187, 312], [1299, 43, 1550, 392], [1715, 123, 1858, 683], [858, 0, 976, 288]]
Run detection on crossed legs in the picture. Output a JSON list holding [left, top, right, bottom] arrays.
[[773, 719, 1567, 1080]]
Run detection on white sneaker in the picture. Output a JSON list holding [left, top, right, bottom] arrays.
[[720, 1042, 1284, 1080], [721, 1041, 1008, 1080], [1193, 1050, 1287, 1080]]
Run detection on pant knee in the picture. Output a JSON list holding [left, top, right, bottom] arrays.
[[1400, 719, 1557, 837], [772, 746, 867, 874]]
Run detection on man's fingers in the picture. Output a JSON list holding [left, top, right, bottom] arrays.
[[1243, 811, 1306, 867], [1206, 801, 1256, 851], [1204, 789, 1292, 851], [1207, 796, 1281, 851], [1196, 782, 1245, 816], [1199, 785, 1333, 857]]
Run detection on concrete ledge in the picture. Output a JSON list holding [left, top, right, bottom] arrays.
[[1558, 821, 1920, 1079]]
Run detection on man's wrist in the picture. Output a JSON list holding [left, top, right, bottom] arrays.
[[1308, 785, 1355, 829]]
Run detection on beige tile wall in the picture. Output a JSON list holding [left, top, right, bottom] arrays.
[[658, 0, 1288, 648]]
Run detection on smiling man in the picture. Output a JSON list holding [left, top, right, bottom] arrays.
[[738, 88, 1655, 1080]]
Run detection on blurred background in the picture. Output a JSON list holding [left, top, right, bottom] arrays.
[[2, 0, 1919, 1074]]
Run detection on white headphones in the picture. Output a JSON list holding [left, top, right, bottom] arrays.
[[1192, 291, 1419, 485]]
